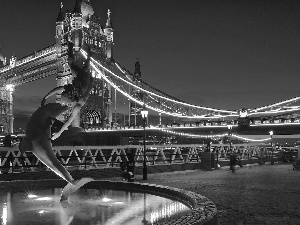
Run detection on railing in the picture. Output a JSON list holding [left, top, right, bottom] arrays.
[[0, 144, 273, 173]]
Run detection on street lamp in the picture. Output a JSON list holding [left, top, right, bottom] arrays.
[[269, 130, 274, 165], [141, 106, 148, 180], [123, 102, 126, 127]]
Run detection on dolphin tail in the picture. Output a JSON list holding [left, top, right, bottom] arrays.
[[31, 139, 74, 184], [60, 177, 94, 201]]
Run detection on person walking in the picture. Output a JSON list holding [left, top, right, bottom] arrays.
[[230, 153, 237, 173]]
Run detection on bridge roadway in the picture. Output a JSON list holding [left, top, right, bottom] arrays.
[[2, 122, 300, 146], [81, 123, 300, 145], [85, 124, 300, 135], [34, 122, 300, 146]]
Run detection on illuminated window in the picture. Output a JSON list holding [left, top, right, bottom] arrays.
[[86, 110, 101, 124]]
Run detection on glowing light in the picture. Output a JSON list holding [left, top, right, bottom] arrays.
[[141, 106, 148, 118], [5, 84, 14, 92], [249, 107, 300, 116], [28, 194, 38, 198], [113, 201, 124, 204], [151, 127, 272, 142], [239, 109, 248, 117], [102, 197, 111, 202], [250, 122, 300, 127], [38, 210, 45, 214], [231, 134, 271, 142], [252, 96, 300, 112], [2, 203, 7, 225], [150, 201, 188, 224], [35, 197, 52, 201]]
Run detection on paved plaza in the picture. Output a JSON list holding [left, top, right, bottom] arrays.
[[132, 163, 300, 225]]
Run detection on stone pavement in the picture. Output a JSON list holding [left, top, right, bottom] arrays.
[[130, 163, 300, 225]]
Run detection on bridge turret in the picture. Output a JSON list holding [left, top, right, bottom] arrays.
[[105, 9, 114, 62], [9, 55, 16, 68], [71, 0, 83, 51], [0, 48, 6, 67], [134, 59, 141, 80], [56, 2, 64, 40]]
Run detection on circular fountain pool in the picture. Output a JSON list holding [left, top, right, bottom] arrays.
[[0, 180, 217, 225]]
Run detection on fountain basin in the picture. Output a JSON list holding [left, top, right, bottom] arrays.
[[0, 180, 217, 225]]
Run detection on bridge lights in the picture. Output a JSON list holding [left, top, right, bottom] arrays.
[[141, 106, 148, 180], [5, 84, 14, 92], [269, 131, 274, 165]]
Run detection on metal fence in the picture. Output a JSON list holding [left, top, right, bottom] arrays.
[[0, 143, 271, 173]]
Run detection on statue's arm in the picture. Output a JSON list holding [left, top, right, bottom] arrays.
[[82, 46, 92, 72], [41, 86, 65, 106], [51, 103, 82, 140]]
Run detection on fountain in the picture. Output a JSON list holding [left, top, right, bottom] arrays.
[[0, 179, 217, 224]]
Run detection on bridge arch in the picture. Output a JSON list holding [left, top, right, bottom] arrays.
[[85, 110, 101, 125]]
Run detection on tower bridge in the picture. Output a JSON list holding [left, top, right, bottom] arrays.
[[1, 0, 300, 140]]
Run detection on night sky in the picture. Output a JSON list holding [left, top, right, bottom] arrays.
[[1, 0, 300, 129]]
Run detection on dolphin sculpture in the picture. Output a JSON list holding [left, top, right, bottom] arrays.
[[19, 103, 93, 200]]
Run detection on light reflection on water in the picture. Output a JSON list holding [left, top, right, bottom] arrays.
[[0, 188, 191, 225]]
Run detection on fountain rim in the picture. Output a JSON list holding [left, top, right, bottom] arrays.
[[0, 179, 217, 224]]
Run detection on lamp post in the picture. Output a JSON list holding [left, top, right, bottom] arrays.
[[269, 130, 274, 165], [227, 125, 233, 152], [141, 106, 148, 180], [123, 102, 125, 127]]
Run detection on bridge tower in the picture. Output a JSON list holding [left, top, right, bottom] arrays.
[[0, 50, 14, 134], [130, 59, 144, 126], [54, 0, 114, 129], [104, 8, 114, 125]]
